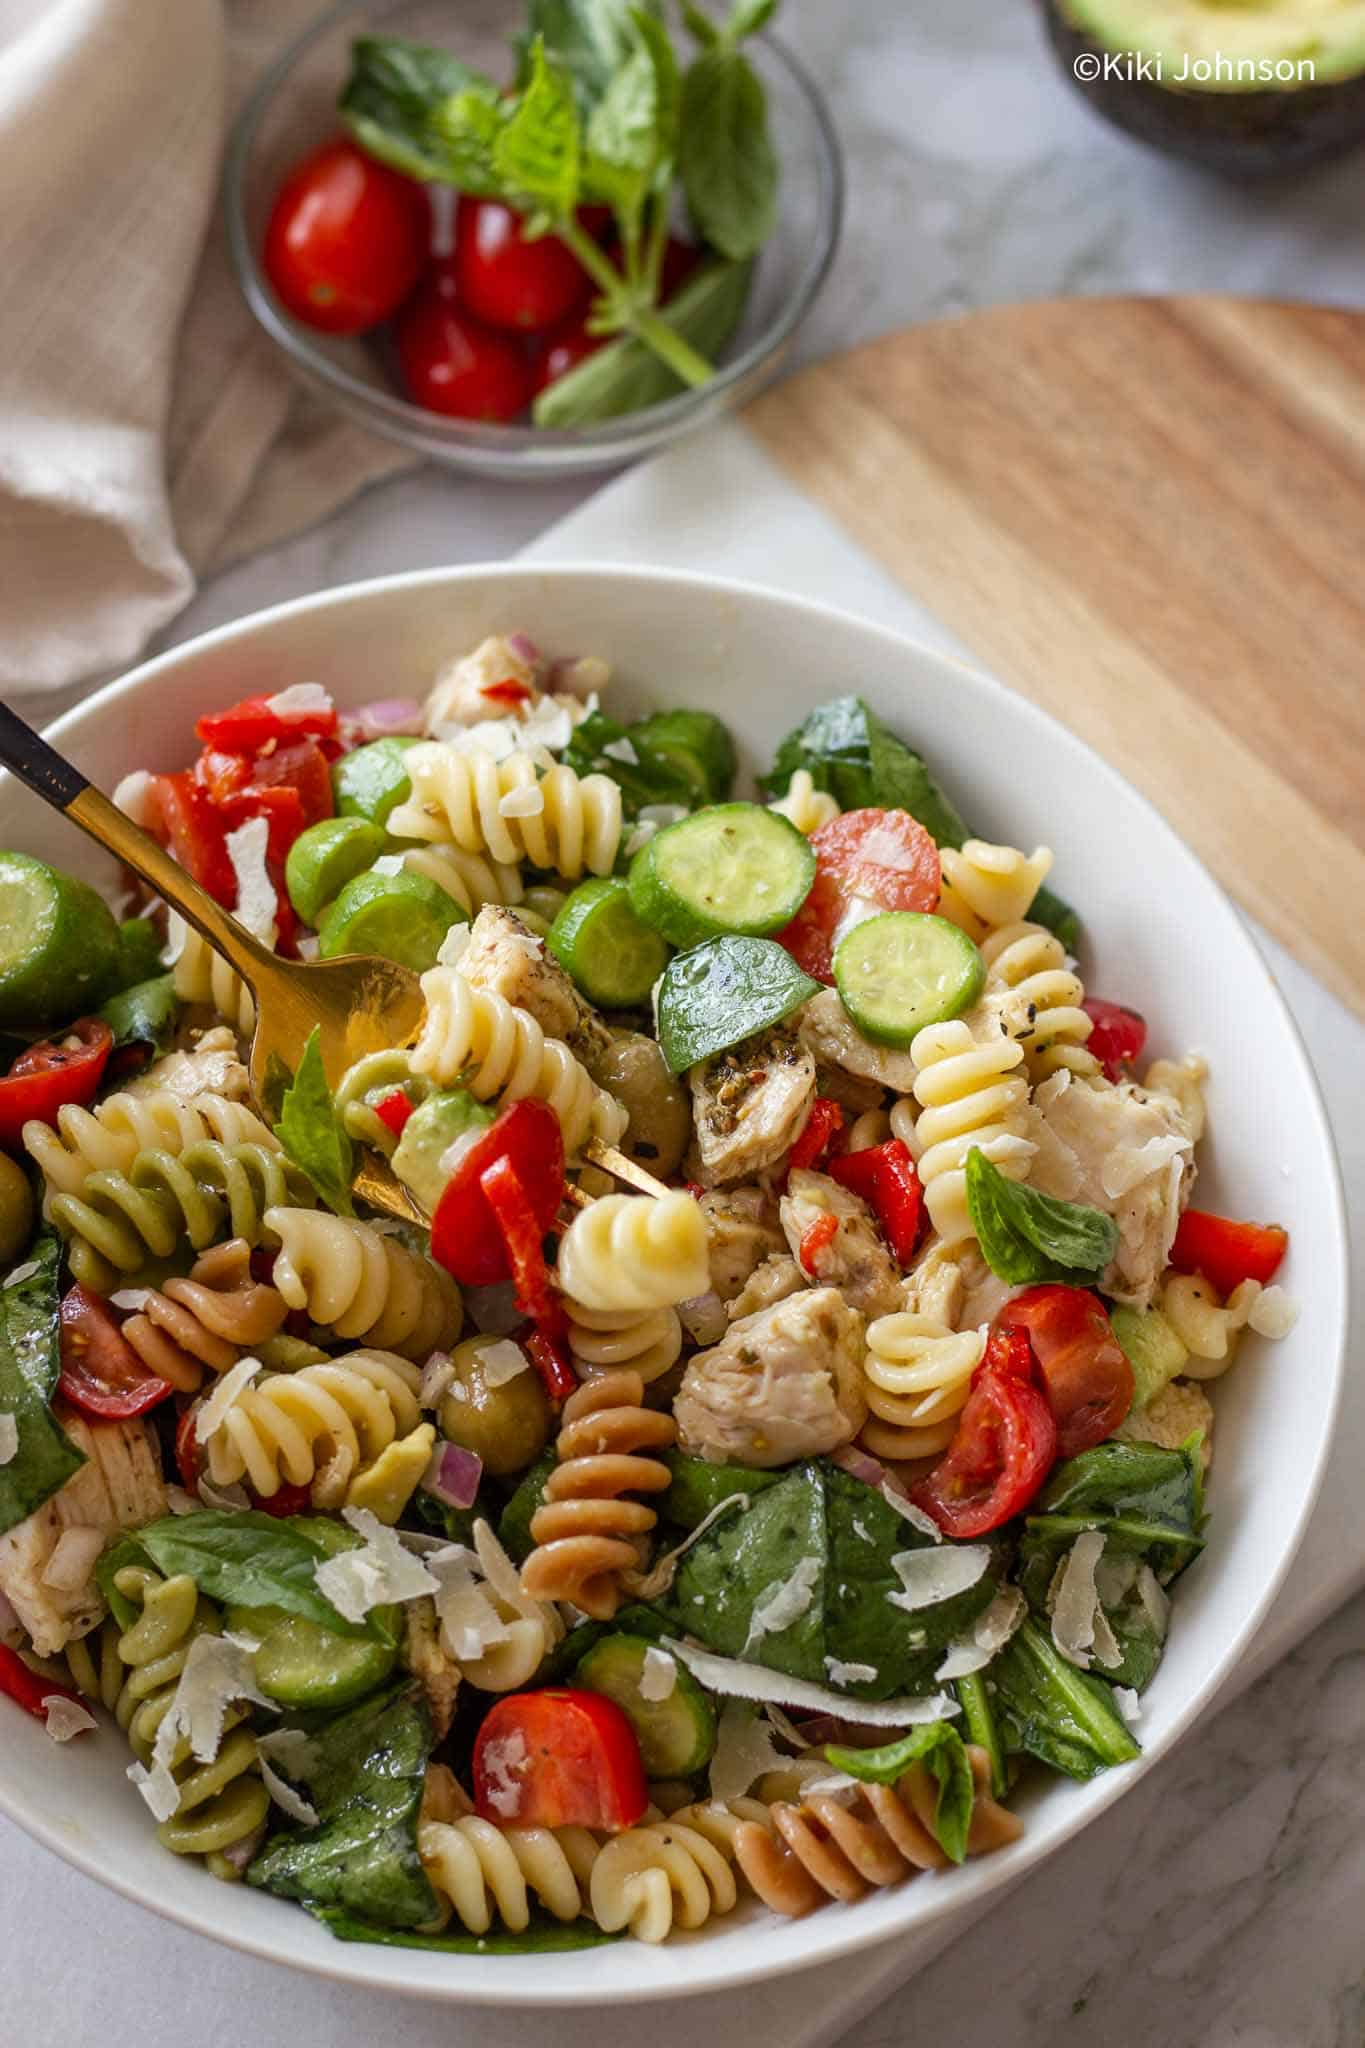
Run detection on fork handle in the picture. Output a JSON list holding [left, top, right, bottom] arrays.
[[0, 696, 275, 987]]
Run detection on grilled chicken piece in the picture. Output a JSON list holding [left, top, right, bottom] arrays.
[[678, 1186, 785, 1345], [425, 635, 542, 727], [779, 1169, 904, 1318], [1025, 1071, 1196, 1309], [0, 1408, 168, 1656], [124, 1027, 249, 1103], [404, 1597, 461, 1740], [727, 1252, 805, 1323], [674, 1287, 867, 1467], [456, 905, 612, 1068], [690, 1024, 816, 1186], [799, 989, 921, 1093]]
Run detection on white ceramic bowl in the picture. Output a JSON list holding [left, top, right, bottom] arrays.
[[0, 566, 1346, 2005]]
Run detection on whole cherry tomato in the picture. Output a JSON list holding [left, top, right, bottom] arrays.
[[1081, 998, 1147, 1081], [531, 311, 605, 395], [473, 1690, 648, 1831], [996, 1285, 1134, 1458], [395, 272, 534, 422], [454, 196, 591, 331], [912, 1324, 1058, 1538], [263, 138, 429, 335]]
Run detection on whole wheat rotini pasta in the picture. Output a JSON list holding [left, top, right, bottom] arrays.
[[117, 1238, 288, 1392]]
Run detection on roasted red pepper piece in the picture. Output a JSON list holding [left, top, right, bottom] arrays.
[[430, 1100, 565, 1287], [798, 1211, 840, 1277], [1081, 998, 1147, 1082], [786, 1096, 846, 1177], [196, 691, 337, 754], [1169, 1208, 1288, 1297], [0, 1643, 89, 1727], [373, 1089, 414, 1138], [829, 1137, 924, 1264]]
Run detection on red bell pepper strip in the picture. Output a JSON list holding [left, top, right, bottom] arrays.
[[0, 1019, 112, 1151], [1081, 998, 1147, 1082], [798, 1212, 840, 1277], [373, 1089, 414, 1138], [1169, 1208, 1288, 1298], [480, 1152, 562, 1331], [786, 1096, 846, 1177], [58, 1287, 175, 1420], [146, 771, 238, 905], [430, 1099, 566, 1287], [0, 1643, 89, 1728], [829, 1137, 924, 1264], [481, 678, 532, 706], [524, 1326, 578, 1404], [196, 691, 337, 754]]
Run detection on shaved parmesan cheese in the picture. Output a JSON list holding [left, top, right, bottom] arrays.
[[265, 682, 332, 718], [0, 1414, 16, 1467], [1050, 1529, 1107, 1670], [316, 1507, 440, 1623], [3, 1262, 37, 1290], [257, 1728, 321, 1776], [420, 1351, 456, 1407], [1101, 1133, 1190, 1202], [473, 1518, 535, 1614], [436, 922, 471, 967], [371, 853, 407, 877], [43, 1694, 97, 1742], [479, 1338, 530, 1388], [1248, 1285, 1299, 1339], [434, 721, 521, 760], [744, 1556, 821, 1653], [1091, 1605, 1124, 1670], [602, 736, 639, 766], [640, 1647, 677, 1702], [881, 1484, 943, 1542], [1113, 1685, 1142, 1726], [519, 698, 574, 753], [152, 1633, 273, 1778], [197, 1477, 251, 1512], [40, 1527, 105, 1592], [934, 1585, 1027, 1680], [479, 1728, 530, 1818], [224, 817, 278, 947], [113, 769, 155, 827], [824, 1658, 877, 1687], [109, 1288, 154, 1312], [1136, 1564, 1171, 1641], [640, 803, 689, 831], [887, 1545, 990, 1614], [128, 1757, 181, 1823], [708, 1699, 791, 1802], [626, 1491, 749, 1602], [258, 1755, 320, 1828], [498, 782, 545, 820], [164, 1485, 198, 1517], [667, 1641, 959, 1726], [792, 1772, 862, 1801], [426, 1548, 512, 1660], [195, 1356, 261, 1444]]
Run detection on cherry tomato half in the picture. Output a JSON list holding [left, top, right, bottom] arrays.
[[774, 868, 844, 983], [395, 272, 534, 422], [996, 1285, 1134, 1458], [430, 1098, 565, 1286], [911, 1324, 1057, 1538], [0, 1019, 112, 1151], [810, 808, 942, 915], [58, 1287, 175, 1420], [473, 1689, 648, 1832], [263, 138, 429, 335], [454, 196, 591, 332], [1169, 1208, 1288, 1298], [1081, 998, 1147, 1082]]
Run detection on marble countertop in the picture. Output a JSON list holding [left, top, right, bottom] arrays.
[[7, 3, 1365, 2044]]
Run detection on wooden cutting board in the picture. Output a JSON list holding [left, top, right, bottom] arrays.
[[744, 297, 1365, 1023]]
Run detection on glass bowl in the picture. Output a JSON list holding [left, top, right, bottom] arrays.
[[224, 0, 843, 479]]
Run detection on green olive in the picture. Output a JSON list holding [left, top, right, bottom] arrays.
[[439, 1335, 551, 1477], [593, 1031, 690, 1176], [0, 1153, 34, 1266]]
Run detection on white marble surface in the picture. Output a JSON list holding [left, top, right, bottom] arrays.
[[6, 2, 1365, 2044]]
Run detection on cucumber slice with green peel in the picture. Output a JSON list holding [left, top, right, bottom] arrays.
[[226, 1600, 397, 1711], [318, 868, 466, 972], [833, 912, 985, 1048], [628, 803, 816, 948], [286, 817, 388, 926], [548, 878, 671, 1008], [628, 711, 736, 806], [656, 935, 821, 1074], [332, 737, 419, 827], [0, 852, 121, 1026], [575, 1632, 716, 1777]]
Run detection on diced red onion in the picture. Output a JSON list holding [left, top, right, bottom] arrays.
[[422, 1441, 483, 1511], [832, 1445, 887, 1489], [352, 698, 426, 741], [505, 633, 542, 668], [218, 1822, 268, 1873]]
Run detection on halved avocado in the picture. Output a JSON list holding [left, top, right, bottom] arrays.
[[1040, 0, 1365, 176]]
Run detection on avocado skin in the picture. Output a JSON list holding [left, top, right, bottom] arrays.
[[1039, 0, 1365, 177]]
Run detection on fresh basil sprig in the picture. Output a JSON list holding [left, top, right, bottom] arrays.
[[965, 1147, 1118, 1286], [275, 1027, 354, 1217], [677, 0, 778, 261]]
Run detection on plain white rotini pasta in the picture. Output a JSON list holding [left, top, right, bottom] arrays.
[[903, 1018, 1036, 1244], [769, 769, 839, 836], [394, 843, 532, 922], [409, 968, 626, 1153], [387, 742, 622, 878], [263, 1207, 463, 1357], [588, 1813, 743, 1942], [979, 921, 1099, 1080], [937, 840, 1054, 942], [1160, 1273, 1261, 1376], [203, 1348, 425, 1499], [556, 1192, 710, 1313], [845, 1107, 892, 1153], [860, 1310, 986, 1460], [565, 1302, 684, 1384], [171, 927, 257, 1037], [24, 1090, 276, 1199], [451, 1519, 566, 1692], [418, 1816, 597, 1933]]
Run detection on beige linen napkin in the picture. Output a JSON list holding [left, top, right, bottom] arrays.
[[0, 0, 415, 696]]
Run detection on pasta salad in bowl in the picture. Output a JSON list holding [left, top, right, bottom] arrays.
[[0, 567, 1344, 2001]]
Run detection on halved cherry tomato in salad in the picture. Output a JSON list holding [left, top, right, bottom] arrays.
[[58, 1287, 175, 1420], [430, 1099, 565, 1287], [473, 1689, 648, 1832], [1170, 1209, 1288, 1297], [1081, 998, 1147, 1082], [776, 810, 941, 985], [263, 138, 429, 335], [254, 1482, 314, 1519], [453, 196, 592, 332], [0, 1019, 112, 1150], [0, 1641, 88, 1727], [196, 692, 337, 754], [829, 1137, 924, 1265], [912, 1324, 1057, 1538], [395, 273, 534, 422], [175, 1404, 202, 1493], [774, 868, 844, 984], [996, 1284, 1134, 1458]]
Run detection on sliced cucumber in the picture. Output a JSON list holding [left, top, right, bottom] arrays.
[[629, 803, 816, 948], [548, 878, 671, 1008], [656, 935, 821, 1074], [318, 868, 466, 972], [628, 711, 736, 806], [576, 1632, 716, 1777], [0, 852, 121, 1026], [332, 737, 419, 827], [225, 1600, 397, 1711], [833, 912, 984, 1048], [286, 817, 387, 927]]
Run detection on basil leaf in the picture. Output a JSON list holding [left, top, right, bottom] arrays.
[[312, 1906, 620, 1952], [519, 0, 659, 112], [584, 37, 665, 218], [965, 1147, 1118, 1286], [561, 708, 696, 818], [497, 1445, 560, 1565], [493, 38, 582, 217], [660, 1448, 781, 1529], [249, 1685, 438, 1929], [990, 1617, 1140, 1781], [533, 255, 752, 427], [681, 2, 721, 47], [339, 35, 501, 185], [678, 46, 776, 260], [96, 1510, 386, 1642], [1018, 1437, 1206, 1601], [0, 1233, 85, 1537], [656, 935, 820, 1074], [99, 973, 180, 1060], [275, 1027, 354, 1217], [725, 0, 778, 37], [824, 1723, 975, 1864]]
